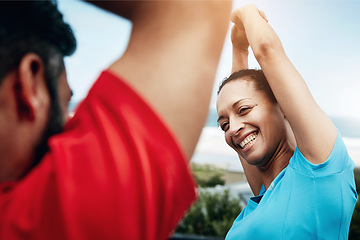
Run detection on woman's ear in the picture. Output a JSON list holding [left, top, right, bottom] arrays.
[[15, 53, 47, 121]]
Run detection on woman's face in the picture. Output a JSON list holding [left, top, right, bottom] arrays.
[[216, 79, 287, 167]]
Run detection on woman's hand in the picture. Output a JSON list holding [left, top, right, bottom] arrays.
[[231, 24, 249, 52], [231, 5, 268, 28], [230, 24, 250, 72], [230, 5, 268, 72]]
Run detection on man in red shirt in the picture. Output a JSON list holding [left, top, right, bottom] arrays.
[[0, 1, 231, 239]]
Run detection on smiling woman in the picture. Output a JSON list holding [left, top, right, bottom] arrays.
[[217, 4, 357, 239], [217, 72, 289, 168]]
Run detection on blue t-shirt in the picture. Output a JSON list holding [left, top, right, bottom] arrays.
[[226, 131, 357, 240]]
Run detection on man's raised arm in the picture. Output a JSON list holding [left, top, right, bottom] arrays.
[[88, 1, 232, 158]]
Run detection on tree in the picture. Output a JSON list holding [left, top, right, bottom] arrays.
[[176, 189, 242, 237], [349, 168, 360, 239], [191, 163, 225, 188]]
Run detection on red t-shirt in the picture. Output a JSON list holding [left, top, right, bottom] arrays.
[[0, 71, 196, 240]]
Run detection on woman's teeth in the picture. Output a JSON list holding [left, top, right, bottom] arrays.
[[240, 132, 257, 149]]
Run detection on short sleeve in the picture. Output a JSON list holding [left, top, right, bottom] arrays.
[[0, 71, 196, 240], [289, 129, 354, 176]]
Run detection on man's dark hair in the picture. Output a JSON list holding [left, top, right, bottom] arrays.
[[0, 0, 76, 84], [218, 69, 277, 103], [0, 1, 77, 172]]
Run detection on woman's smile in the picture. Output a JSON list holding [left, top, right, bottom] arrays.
[[237, 131, 258, 150]]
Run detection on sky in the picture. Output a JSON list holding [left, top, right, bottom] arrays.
[[57, 0, 360, 120]]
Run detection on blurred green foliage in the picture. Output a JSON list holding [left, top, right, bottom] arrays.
[[176, 189, 242, 237], [176, 163, 240, 237], [191, 163, 225, 188], [349, 168, 360, 239]]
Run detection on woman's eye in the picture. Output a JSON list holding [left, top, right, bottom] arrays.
[[220, 122, 229, 132], [238, 106, 252, 115]]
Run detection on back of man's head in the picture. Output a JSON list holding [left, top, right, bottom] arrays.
[[0, 0, 76, 88], [0, 1, 77, 175]]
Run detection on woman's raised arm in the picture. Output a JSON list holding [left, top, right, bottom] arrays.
[[231, 5, 337, 164]]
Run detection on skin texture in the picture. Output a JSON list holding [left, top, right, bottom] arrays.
[[218, 4, 337, 191], [57, 70, 72, 124], [105, 1, 232, 158], [0, 54, 71, 181], [0, 1, 232, 182], [217, 79, 293, 191]]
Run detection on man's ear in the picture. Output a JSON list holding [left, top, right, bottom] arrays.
[[15, 53, 47, 121]]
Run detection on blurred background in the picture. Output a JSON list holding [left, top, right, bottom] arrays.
[[57, 0, 360, 238], [58, 0, 360, 171]]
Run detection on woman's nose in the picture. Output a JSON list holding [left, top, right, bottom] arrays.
[[229, 118, 245, 137]]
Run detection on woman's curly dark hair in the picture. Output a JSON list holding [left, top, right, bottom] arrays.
[[218, 69, 277, 103]]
